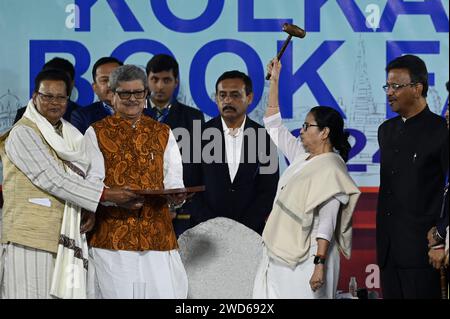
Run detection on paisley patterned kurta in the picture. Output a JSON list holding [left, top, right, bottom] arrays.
[[88, 114, 178, 251]]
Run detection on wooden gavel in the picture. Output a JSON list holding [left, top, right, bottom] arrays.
[[266, 23, 306, 80]]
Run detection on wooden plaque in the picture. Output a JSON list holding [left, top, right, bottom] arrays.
[[132, 185, 205, 196]]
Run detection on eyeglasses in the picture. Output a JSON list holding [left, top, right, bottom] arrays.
[[217, 91, 244, 101], [115, 90, 147, 100], [382, 83, 416, 93], [302, 122, 321, 131], [37, 92, 69, 104]]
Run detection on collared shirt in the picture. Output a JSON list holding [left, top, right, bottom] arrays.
[[221, 116, 246, 183], [148, 99, 171, 123], [149, 99, 171, 110], [102, 101, 114, 115]]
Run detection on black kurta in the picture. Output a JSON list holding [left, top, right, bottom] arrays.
[[377, 106, 448, 297]]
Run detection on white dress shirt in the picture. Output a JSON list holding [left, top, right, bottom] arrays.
[[148, 99, 172, 111], [221, 116, 247, 183]]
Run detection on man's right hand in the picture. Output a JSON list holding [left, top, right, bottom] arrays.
[[118, 199, 145, 210], [103, 187, 143, 207]]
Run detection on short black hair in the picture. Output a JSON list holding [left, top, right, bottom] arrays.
[[215, 70, 253, 96], [386, 54, 428, 97], [309, 106, 351, 162], [146, 54, 179, 79], [42, 57, 75, 81], [34, 69, 71, 96], [92, 57, 123, 82]]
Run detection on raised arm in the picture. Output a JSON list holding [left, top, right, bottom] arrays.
[[263, 59, 305, 163]]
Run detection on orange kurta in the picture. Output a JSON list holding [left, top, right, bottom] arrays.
[[88, 114, 178, 251]]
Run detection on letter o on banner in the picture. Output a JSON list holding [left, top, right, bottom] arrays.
[[111, 39, 174, 63]]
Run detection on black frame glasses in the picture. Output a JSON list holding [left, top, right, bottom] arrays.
[[382, 83, 416, 93], [37, 92, 69, 104], [302, 122, 321, 131], [115, 89, 147, 100]]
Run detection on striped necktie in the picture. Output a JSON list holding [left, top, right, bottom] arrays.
[[155, 107, 169, 122]]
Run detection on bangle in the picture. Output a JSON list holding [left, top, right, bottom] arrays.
[[431, 244, 445, 250]]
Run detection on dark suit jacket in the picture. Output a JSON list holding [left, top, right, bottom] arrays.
[[13, 100, 80, 124], [70, 101, 113, 134], [146, 99, 205, 188], [377, 107, 448, 268], [190, 116, 279, 234]]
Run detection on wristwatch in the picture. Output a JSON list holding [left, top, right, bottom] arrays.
[[313, 255, 326, 265]]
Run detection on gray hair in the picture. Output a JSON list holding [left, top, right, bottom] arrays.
[[108, 64, 148, 92]]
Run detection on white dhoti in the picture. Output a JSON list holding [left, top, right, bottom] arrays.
[[0, 243, 56, 299], [88, 247, 188, 299]]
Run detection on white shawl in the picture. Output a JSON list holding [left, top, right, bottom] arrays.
[[263, 152, 361, 267], [23, 99, 90, 299]]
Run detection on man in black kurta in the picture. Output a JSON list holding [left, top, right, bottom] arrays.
[[427, 82, 449, 280], [377, 55, 449, 298]]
